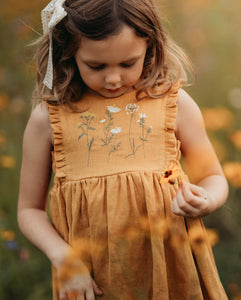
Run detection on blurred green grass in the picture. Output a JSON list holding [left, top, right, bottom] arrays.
[[0, 0, 241, 299]]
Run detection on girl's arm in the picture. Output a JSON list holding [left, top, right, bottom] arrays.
[[17, 103, 102, 299], [17, 102, 71, 266], [173, 89, 229, 218]]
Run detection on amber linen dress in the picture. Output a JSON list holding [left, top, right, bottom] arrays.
[[47, 82, 228, 299]]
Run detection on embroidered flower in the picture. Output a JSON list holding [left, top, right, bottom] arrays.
[[111, 127, 122, 134], [100, 107, 121, 160], [160, 163, 182, 186], [137, 113, 147, 123], [80, 111, 96, 119], [138, 113, 147, 120], [136, 113, 152, 157], [125, 103, 140, 114], [78, 111, 96, 167], [107, 105, 121, 113]]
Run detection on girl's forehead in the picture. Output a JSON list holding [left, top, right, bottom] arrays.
[[76, 25, 147, 60]]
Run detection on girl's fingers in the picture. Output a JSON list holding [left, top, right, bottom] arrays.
[[92, 279, 103, 295], [186, 181, 206, 197], [76, 294, 85, 300], [85, 289, 96, 300], [172, 181, 211, 217], [58, 276, 101, 300], [181, 181, 206, 208], [172, 189, 199, 216], [59, 291, 67, 300], [181, 182, 200, 206], [77, 294, 86, 300]]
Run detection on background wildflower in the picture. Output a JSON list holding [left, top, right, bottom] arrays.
[[0, 155, 16, 169], [0, 94, 9, 111], [230, 130, 241, 150], [1, 230, 16, 241], [0, 134, 6, 147], [202, 107, 234, 131], [222, 162, 241, 187]]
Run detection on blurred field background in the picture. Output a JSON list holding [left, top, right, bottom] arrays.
[[0, 0, 240, 299]]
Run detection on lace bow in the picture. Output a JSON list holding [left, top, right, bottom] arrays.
[[41, 0, 67, 90]]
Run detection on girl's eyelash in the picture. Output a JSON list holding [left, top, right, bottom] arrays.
[[88, 64, 105, 71], [121, 62, 136, 68], [87, 61, 137, 71]]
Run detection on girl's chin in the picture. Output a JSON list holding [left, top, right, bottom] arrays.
[[87, 86, 134, 98]]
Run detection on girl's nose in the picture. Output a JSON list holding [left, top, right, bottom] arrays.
[[105, 72, 121, 86]]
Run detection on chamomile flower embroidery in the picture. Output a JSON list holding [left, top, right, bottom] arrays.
[[137, 113, 147, 120], [125, 103, 140, 114], [111, 127, 122, 134], [107, 105, 121, 113]]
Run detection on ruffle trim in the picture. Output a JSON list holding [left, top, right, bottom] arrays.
[[48, 103, 66, 178], [164, 81, 182, 163]]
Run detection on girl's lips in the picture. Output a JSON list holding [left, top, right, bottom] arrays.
[[106, 88, 121, 93]]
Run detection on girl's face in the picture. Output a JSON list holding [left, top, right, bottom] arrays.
[[75, 25, 147, 98]]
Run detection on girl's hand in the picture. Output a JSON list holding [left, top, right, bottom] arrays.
[[58, 272, 103, 300], [51, 246, 103, 300], [171, 181, 216, 218], [56, 261, 103, 300]]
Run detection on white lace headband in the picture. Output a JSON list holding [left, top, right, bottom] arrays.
[[41, 0, 67, 90]]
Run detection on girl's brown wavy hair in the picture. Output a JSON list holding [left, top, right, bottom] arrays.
[[33, 0, 194, 105]]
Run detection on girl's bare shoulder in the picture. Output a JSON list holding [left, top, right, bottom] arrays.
[[176, 88, 207, 147], [176, 89, 204, 128], [177, 88, 202, 119], [30, 102, 50, 125], [24, 102, 53, 146]]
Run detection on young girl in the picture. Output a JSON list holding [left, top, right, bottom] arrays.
[[18, 0, 229, 299]]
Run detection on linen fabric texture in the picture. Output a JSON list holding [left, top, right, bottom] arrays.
[[47, 83, 228, 299]]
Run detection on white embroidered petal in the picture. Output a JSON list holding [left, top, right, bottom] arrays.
[[139, 113, 147, 118], [125, 103, 139, 114], [107, 105, 121, 113], [111, 127, 122, 134]]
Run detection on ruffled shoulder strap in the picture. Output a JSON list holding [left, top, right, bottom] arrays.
[[164, 81, 182, 163], [48, 103, 66, 178]]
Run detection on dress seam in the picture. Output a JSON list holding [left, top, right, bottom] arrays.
[[54, 167, 178, 182]]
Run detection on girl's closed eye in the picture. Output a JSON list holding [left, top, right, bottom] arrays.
[[87, 64, 106, 71], [120, 60, 137, 68], [86, 60, 138, 71]]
